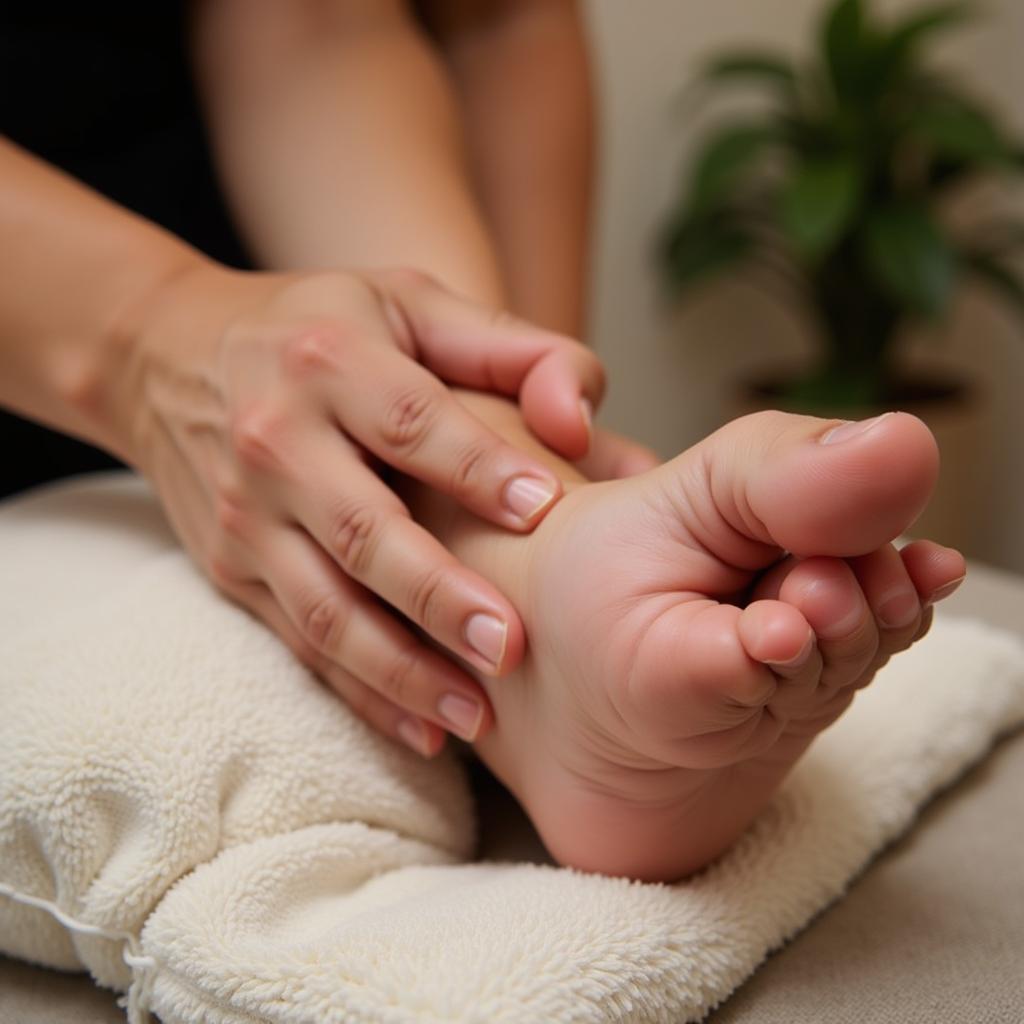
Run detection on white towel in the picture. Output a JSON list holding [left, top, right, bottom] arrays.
[[1, 473, 1022, 1024]]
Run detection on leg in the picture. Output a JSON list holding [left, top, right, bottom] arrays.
[[404, 394, 965, 881]]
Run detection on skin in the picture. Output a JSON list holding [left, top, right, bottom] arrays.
[[1, 0, 966, 799], [404, 394, 966, 881], [141, 0, 969, 879], [418, 0, 596, 336], [0, 136, 602, 757], [0, 0, 645, 756]]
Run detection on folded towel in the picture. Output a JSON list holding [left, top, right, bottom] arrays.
[[1, 473, 1022, 1024]]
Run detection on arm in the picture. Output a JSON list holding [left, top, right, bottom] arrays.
[[417, 0, 595, 337], [0, 135, 607, 757], [190, 0, 506, 306], [192, 0, 650, 479], [0, 137, 196, 459], [191, 0, 594, 337]]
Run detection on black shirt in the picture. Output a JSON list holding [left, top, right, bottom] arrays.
[[1, 5, 251, 497]]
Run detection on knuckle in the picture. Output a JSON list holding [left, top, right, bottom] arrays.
[[382, 644, 422, 709], [326, 499, 381, 578], [282, 324, 352, 378], [213, 486, 250, 539], [379, 386, 440, 452], [230, 403, 289, 470], [406, 565, 450, 631], [298, 592, 348, 653], [206, 552, 242, 592], [449, 440, 493, 499], [381, 266, 437, 291]]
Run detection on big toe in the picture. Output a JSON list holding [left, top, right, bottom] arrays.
[[661, 409, 939, 564]]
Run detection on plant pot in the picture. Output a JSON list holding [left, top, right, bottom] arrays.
[[730, 366, 991, 556]]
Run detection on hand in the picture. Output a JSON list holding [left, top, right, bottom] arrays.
[[113, 262, 604, 756]]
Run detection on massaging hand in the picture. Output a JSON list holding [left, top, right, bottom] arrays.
[[118, 262, 624, 755]]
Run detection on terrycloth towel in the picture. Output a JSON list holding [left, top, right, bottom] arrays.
[[1, 473, 1022, 1024]]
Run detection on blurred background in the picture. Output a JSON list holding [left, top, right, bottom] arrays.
[[583, 0, 1024, 572]]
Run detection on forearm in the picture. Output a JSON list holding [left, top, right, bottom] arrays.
[[192, 0, 505, 307], [0, 138, 202, 459], [422, 0, 595, 335]]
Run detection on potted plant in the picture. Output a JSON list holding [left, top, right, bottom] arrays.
[[657, 0, 1024, 549]]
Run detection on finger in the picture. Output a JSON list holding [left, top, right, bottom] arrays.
[[225, 577, 448, 758], [300, 325, 564, 531], [898, 540, 967, 606], [259, 525, 495, 744], [371, 269, 605, 460], [286, 426, 526, 675], [575, 427, 661, 481]]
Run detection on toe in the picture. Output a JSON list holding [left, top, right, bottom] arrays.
[[657, 409, 939, 569], [737, 599, 815, 673], [738, 599, 825, 720], [848, 545, 923, 663], [899, 540, 967, 606], [629, 600, 781, 765], [850, 545, 921, 630], [774, 557, 880, 691]]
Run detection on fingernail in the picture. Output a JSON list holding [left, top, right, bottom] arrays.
[[396, 716, 433, 757], [928, 574, 966, 604], [877, 587, 920, 629], [503, 475, 557, 523], [766, 628, 815, 670], [438, 693, 484, 742], [820, 411, 896, 445], [464, 612, 508, 669]]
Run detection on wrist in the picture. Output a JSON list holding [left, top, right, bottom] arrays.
[[91, 252, 224, 468]]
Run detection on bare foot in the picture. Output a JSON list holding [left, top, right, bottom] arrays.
[[412, 406, 965, 881]]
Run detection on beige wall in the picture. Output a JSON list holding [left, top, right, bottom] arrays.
[[584, 0, 1024, 573]]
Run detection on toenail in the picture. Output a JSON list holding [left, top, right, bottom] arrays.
[[804, 575, 865, 639], [503, 475, 557, 523], [579, 397, 593, 440], [927, 574, 966, 605], [819, 411, 896, 445], [438, 693, 484, 741], [877, 588, 919, 629], [766, 628, 815, 670], [464, 612, 508, 669]]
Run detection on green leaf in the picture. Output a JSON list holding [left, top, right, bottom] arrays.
[[885, 3, 974, 67], [822, 0, 872, 101], [863, 204, 956, 316], [660, 216, 752, 291], [687, 124, 782, 213], [780, 156, 862, 258], [909, 100, 1015, 162], [702, 51, 798, 92], [963, 252, 1024, 321]]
